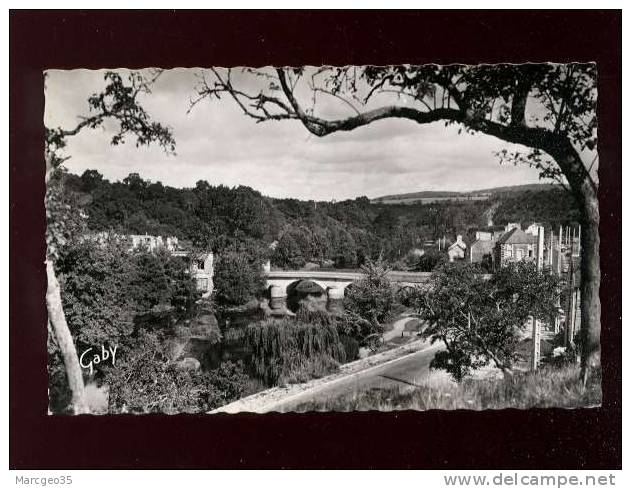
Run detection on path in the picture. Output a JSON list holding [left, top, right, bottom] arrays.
[[269, 341, 443, 412], [382, 315, 421, 342]]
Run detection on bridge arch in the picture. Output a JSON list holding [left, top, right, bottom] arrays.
[[264, 269, 436, 312], [285, 279, 327, 312]]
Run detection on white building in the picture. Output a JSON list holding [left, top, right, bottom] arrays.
[[447, 235, 466, 262], [129, 234, 179, 252]]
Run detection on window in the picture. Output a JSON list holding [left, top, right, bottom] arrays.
[[505, 245, 513, 258], [516, 248, 524, 261], [528, 249, 533, 258], [197, 278, 209, 291]]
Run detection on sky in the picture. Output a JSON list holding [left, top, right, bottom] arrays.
[[44, 68, 547, 201]]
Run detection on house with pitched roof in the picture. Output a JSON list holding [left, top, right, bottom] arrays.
[[467, 238, 495, 266], [447, 235, 466, 262], [494, 227, 539, 267]]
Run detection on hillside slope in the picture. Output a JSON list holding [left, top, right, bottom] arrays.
[[372, 183, 559, 204], [56, 170, 579, 269]]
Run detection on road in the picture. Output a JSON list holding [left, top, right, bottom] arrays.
[[266, 340, 444, 412]]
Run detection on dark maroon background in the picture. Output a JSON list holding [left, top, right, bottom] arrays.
[[9, 10, 621, 469]]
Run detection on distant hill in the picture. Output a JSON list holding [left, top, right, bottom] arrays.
[[373, 190, 463, 202], [371, 183, 559, 204], [471, 183, 559, 194]]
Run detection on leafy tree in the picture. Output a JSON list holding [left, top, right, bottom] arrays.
[[45, 69, 175, 412], [56, 239, 198, 349], [342, 259, 397, 349], [245, 317, 345, 386], [57, 239, 139, 349], [80, 169, 105, 191], [273, 231, 306, 269], [194, 64, 600, 382], [415, 262, 560, 381], [333, 229, 358, 268], [213, 251, 265, 307]]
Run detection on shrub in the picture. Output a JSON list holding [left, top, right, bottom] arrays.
[[336, 311, 383, 351], [245, 318, 345, 386], [344, 259, 397, 325], [396, 286, 418, 308], [104, 331, 248, 413], [414, 249, 447, 272]]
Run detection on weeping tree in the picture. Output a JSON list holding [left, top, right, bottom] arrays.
[[245, 318, 345, 386], [190, 64, 599, 382], [45, 70, 175, 413]]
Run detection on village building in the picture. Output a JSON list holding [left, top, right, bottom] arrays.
[[525, 222, 544, 237], [474, 230, 493, 241], [129, 234, 180, 252], [172, 250, 214, 298], [447, 235, 466, 262], [466, 238, 495, 266], [494, 227, 539, 267], [504, 222, 522, 233]]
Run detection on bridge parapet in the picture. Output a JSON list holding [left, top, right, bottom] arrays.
[[264, 269, 492, 312], [265, 269, 434, 284]]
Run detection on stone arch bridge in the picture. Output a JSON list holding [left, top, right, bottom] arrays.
[[265, 270, 434, 304]]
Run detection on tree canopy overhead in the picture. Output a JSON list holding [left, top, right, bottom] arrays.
[[190, 63, 601, 382], [191, 64, 597, 192]]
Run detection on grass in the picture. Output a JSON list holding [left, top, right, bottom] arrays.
[[289, 364, 602, 412]]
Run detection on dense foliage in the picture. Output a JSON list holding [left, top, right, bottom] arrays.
[[413, 249, 448, 272], [245, 317, 346, 386], [56, 239, 198, 350], [213, 250, 266, 307], [58, 170, 579, 273], [342, 260, 397, 348], [493, 188, 581, 230], [414, 262, 561, 381], [105, 331, 248, 414]]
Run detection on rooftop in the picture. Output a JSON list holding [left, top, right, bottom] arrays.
[[497, 227, 538, 245]]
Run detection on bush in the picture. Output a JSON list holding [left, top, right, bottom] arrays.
[[245, 318, 345, 386], [214, 251, 265, 307], [396, 286, 418, 307], [337, 311, 384, 351], [104, 331, 248, 413], [340, 259, 396, 349], [414, 249, 448, 272], [344, 259, 397, 325]]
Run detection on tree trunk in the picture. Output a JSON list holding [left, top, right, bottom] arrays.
[[46, 258, 89, 414], [578, 188, 601, 385], [45, 159, 89, 414], [546, 142, 600, 386]]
